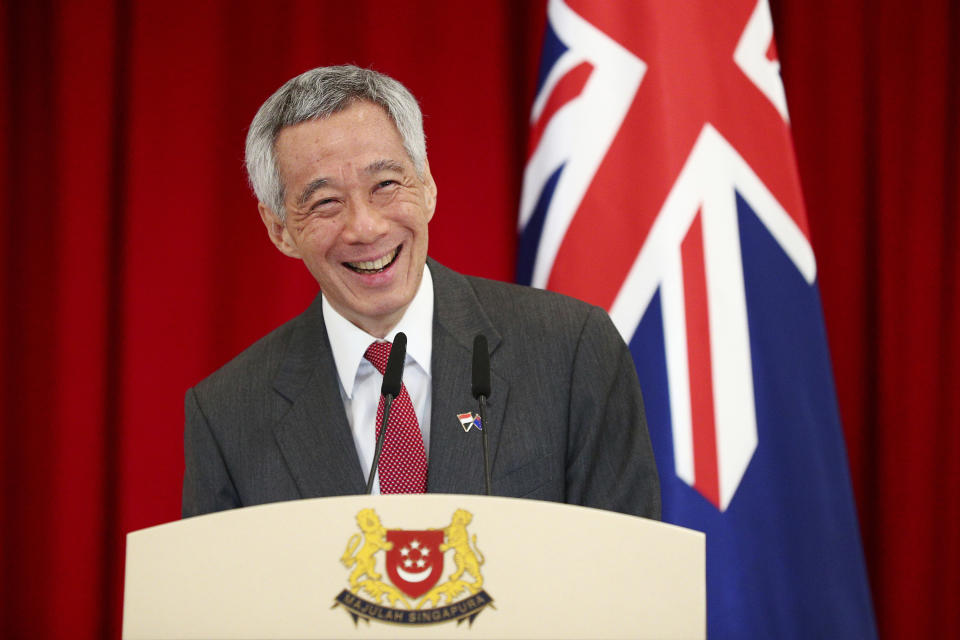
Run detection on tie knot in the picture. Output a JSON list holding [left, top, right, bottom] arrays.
[[364, 340, 392, 375]]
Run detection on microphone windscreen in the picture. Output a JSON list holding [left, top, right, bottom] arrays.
[[382, 332, 407, 397], [472, 334, 491, 399]]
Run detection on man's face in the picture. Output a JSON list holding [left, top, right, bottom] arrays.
[[261, 101, 436, 338]]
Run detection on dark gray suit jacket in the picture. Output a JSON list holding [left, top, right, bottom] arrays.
[[183, 260, 660, 519]]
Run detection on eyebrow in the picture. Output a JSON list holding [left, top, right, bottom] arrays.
[[297, 177, 328, 207], [365, 159, 404, 175]]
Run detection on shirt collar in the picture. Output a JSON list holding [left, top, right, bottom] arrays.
[[322, 264, 434, 399]]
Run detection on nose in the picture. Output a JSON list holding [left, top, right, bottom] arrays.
[[342, 196, 389, 244]]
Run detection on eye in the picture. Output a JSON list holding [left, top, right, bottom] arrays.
[[376, 179, 398, 190], [307, 197, 342, 216]]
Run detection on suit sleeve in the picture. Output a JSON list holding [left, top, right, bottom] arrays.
[[182, 387, 241, 518], [565, 306, 662, 520]]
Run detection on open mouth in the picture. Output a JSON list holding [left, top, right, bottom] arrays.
[[345, 245, 401, 274]]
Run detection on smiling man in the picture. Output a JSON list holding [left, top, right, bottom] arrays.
[[182, 66, 660, 519], [260, 101, 435, 339]]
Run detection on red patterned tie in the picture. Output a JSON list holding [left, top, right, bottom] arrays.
[[364, 341, 428, 493]]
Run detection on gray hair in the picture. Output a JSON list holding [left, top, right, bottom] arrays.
[[244, 65, 427, 219]]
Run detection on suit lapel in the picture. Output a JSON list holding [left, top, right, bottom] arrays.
[[272, 296, 367, 497], [427, 261, 508, 494], [269, 262, 511, 498]]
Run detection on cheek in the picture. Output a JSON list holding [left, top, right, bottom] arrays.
[[297, 219, 341, 253], [396, 200, 433, 228]]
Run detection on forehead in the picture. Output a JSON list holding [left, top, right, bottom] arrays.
[[274, 102, 409, 185]]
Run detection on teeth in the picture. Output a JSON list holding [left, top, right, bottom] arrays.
[[349, 248, 398, 272]]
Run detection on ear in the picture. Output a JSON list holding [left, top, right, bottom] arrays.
[[421, 159, 438, 222], [258, 202, 301, 259]]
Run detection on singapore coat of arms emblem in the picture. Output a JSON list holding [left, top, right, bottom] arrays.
[[332, 508, 494, 627]]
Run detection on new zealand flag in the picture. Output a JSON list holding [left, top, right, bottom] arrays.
[[518, 1, 877, 637]]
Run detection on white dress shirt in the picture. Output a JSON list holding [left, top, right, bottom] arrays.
[[321, 266, 434, 494]]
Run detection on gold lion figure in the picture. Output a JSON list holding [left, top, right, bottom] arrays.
[[340, 508, 394, 591], [440, 508, 485, 593]]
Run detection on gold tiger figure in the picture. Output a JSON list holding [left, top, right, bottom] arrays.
[[440, 508, 485, 593], [340, 508, 394, 591]]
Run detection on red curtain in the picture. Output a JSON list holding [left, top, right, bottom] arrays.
[[773, 1, 960, 636], [1, 1, 956, 638]]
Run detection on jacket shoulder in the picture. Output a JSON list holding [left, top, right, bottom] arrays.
[[462, 273, 600, 331], [190, 302, 316, 400]]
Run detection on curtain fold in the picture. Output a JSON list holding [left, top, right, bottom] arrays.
[[774, 1, 960, 636]]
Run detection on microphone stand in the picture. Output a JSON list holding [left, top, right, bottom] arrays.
[[366, 332, 407, 494], [366, 394, 395, 494], [472, 334, 492, 496], [478, 393, 491, 496]]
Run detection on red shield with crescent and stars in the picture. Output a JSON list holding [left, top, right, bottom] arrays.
[[385, 530, 444, 599]]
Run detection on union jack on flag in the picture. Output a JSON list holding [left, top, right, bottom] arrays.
[[518, 1, 876, 637]]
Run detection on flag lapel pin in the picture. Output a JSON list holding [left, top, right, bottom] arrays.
[[456, 411, 482, 433]]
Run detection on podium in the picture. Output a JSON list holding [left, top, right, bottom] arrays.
[[123, 495, 704, 639]]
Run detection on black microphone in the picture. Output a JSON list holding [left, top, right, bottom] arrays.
[[472, 335, 491, 399], [471, 334, 492, 496], [366, 332, 407, 494], [381, 332, 407, 397]]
